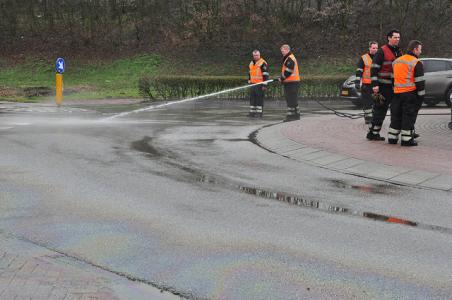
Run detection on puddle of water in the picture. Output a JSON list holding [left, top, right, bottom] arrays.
[[328, 179, 397, 195], [196, 174, 452, 235], [129, 136, 450, 235], [130, 136, 161, 157], [240, 186, 343, 212], [130, 137, 212, 184], [193, 138, 249, 143], [196, 174, 218, 184], [363, 212, 417, 226], [222, 138, 249, 142], [193, 139, 216, 143], [237, 184, 452, 234]]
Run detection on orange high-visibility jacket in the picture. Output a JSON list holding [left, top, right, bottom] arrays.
[[281, 54, 300, 82], [361, 53, 372, 84], [249, 58, 267, 83], [393, 54, 420, 94]]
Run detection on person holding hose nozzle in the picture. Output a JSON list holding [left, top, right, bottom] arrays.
[[277, 44, 301, 122], [387, 40, 425, 146], [366, 29, 402, 141], [248, 50, 270, 117], [355, 41, 379, 124]]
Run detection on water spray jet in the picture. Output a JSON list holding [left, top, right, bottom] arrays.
[[100, 79, 275, 122]]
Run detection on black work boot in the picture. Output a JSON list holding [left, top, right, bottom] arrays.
[[248, 112, 256, 117], [387, 127, 400, 144], [401, 130, 417, 146], [401, 139, 418, 146], [283, 114, 300, 122], [413, 131, 420, 139], [367, 124, 385, 141], [366, 131, 385, 141], [388, 138, 398, 144]]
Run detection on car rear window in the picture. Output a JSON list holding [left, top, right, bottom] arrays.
[[423, 60, 449, 73]]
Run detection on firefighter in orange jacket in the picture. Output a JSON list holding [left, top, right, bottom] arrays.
[[387, 40, 425, 146], [355, 41, 378, 124], [248, 49, 269, 117], [278, 44, 301, 122], [366, 29, 402, 141]]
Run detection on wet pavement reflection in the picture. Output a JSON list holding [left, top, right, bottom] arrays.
[[129, 134, 452, 235], [328, 179, 397, 195], [3, 99, 452, 299], [130, 136, 162, 157], [237, 184, 452, 235]]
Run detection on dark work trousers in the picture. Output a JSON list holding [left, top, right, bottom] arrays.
[[390, 92, 418, 131], [414, 95, 423, 123], [283, 82, 300, 115], [249, 85, 265, 112], [371, 84, 393, 127], [361, 84, 373, 120]]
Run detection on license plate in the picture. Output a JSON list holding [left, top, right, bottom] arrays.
[[341, 90, 349, 96]]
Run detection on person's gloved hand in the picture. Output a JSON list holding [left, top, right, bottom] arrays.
[[355, 83, 361, 90], [372, 92, 386, 105]]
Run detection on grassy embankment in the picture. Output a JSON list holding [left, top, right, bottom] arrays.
[[0, 54, 354, 102]]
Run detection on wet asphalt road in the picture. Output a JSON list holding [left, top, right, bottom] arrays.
[[1, 99, 452, 299]]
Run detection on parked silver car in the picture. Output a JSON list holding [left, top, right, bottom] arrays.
[[340, 58, 452, 107]]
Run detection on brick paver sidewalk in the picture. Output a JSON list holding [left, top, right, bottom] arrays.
[[257, 109, 452, 190], [0, 234, 177, 300]]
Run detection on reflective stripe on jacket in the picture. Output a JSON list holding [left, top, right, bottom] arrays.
[[378, 45, 396, 83], [281, 54, 300, 82], [393, 54, 419, 94]]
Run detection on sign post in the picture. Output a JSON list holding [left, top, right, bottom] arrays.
[[55, 58, 65, 106]]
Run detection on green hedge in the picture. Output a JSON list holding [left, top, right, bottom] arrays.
[[138, 75, 347, 100]]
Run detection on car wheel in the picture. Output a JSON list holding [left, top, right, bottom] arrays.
[[423, 98, 440, 107], [446, 87, 452, 107]]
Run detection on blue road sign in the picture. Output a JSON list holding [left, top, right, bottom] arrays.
[[55, 58, 65, 74]]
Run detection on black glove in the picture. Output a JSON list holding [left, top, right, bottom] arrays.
[[355, 83, 360, 90], [372, 92, 386, 105]]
